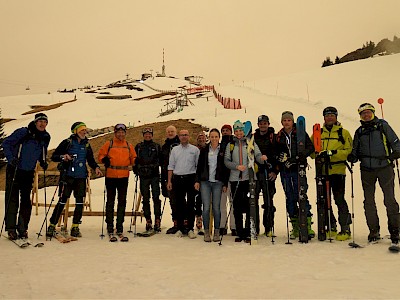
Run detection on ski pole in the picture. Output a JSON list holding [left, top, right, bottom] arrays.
[[325, 157, 333, 243], [377, 98, 400, 189], [100, 181, 106, 239], [0, 144, 22, 238], [347, 163, 361, 248], [128, 175, 139, 234], [282, 179, 292, 245], [37, 185, 59, 239], [42, 147, 48, 237], [219, 180, 240, 246], [160, 197, 167, 224]]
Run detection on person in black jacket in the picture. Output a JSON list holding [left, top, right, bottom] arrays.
[[195, 128, 229, 242], [160, 125, 180, 234], [2, 113, 50, 240], [47, 122, 102, 238], [276, 111, 315, 240], [134, 127, 162, 232], [254, 115, 279, 236]]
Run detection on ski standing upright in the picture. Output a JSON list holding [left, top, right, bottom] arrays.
[[296, 116, 309, 243]]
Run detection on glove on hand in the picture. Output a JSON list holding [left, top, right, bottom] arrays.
[[279, 152, 288, 163], [102, 157, 111, 168], [389, 151, 400, 162], [10, 157, 19, 167], [284, 159, 296, 169], [40, 161, 48, 171], [347, 153, 357, 163], [318, 150, 337, 158]]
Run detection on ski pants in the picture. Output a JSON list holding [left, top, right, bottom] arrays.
[[4, 165, 34, 234], [220, 183, 236, 230], [255, 171, 276, 233], [172, 174, 197, 231], [280, 170, 312, 218], [324, 174, 351, 231], [105, 177, 128, 233], [162, 180, 177, 222], [49, 176, 86, 226], [200, 180, 223, 230], [231, 180, 250, 239], [361, 165, 400, 235], [140, 176, 161, 221]]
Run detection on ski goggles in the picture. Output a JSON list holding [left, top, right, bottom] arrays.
[[114, 124, 127, 132], [142, 127, 153, 134]]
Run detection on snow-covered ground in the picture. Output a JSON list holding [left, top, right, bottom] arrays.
[[1, 54, 400, 299]]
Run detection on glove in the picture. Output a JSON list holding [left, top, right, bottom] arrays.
[[347, 153, 358, 163], [101, 156, 111, 168], [389, 151, 400, 162], [10, 157, 18, 167], [318, 150, 337, 158], [278, 152, 288, 162], [40, 161, 48, 171], [284, 159, 296, 169]]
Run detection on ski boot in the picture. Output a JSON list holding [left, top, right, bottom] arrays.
[[154, 218, 161, 233], [231, 229, 237, 236], [368, 229, 380, 243], [289, 218, 299, 240], [47, 224, 56, 238], [7, 230, 18, 240], [18, 230, 28, 239], [326, 226, 337, 238], [307, 217, 315, 239], [166, 220, 179, 234], [336, 230, 351, 241], [70, 224, 82, 237], [145, 219, 153, 232]]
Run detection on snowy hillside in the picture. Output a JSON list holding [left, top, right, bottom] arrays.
[[1, 54, 400, 299]]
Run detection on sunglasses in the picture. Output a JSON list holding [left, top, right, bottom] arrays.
[[114, 124, 127, 131], [142, 127, 153, 134]]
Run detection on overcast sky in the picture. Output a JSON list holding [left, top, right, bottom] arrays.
[[0, 0, 399, 96]]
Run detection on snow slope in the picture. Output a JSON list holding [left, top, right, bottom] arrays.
[[1, 54, 400, 299]]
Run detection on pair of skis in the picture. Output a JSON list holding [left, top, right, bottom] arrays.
[[109, 233, 129, 242], [3, 234, 44, 248]]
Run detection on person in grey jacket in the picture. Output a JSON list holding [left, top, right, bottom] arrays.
[[224, 120, 266, 242], [348, 103, 400, 244]]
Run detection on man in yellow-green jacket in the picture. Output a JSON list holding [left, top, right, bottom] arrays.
[[311, 106, 353, 241]]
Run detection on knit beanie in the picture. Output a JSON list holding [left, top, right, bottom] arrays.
[[34, 113, 48, 123], [71, 122, 87, 134], [221, 124, 232, 133], [281, 111, 294, 122], [233, 120, 245, 131], [323, 106, 338, 116]]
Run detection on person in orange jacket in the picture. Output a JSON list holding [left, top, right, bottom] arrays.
[[98, 124, 136, 237]]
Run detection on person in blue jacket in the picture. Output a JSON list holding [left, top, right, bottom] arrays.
[[47, 122, 102, 238], [2, 113, 50, 240]]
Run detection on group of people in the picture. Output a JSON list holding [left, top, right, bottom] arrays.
[[2, 101, 400, 246]]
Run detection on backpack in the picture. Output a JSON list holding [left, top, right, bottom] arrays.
[[356, 119, 391, 156], [321, 127, 345, 145]]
